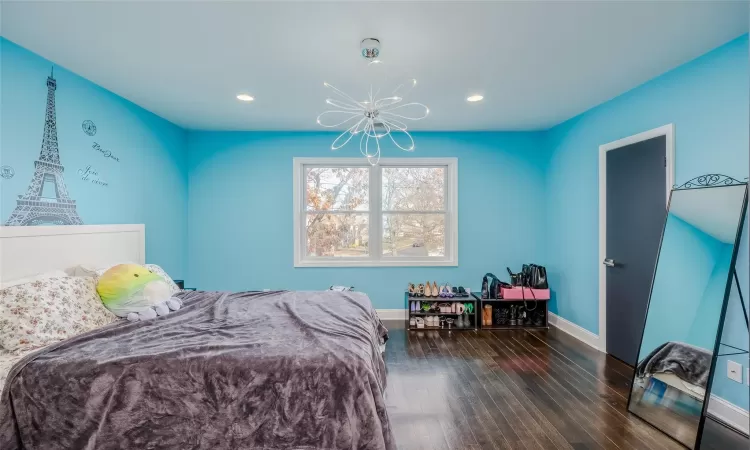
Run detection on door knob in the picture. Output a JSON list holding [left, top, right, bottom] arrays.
[[603, 258, 615, 267]]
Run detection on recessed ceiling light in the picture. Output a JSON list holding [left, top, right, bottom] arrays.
[[467, 95, 484, 102], [236, 93, 254, 102]]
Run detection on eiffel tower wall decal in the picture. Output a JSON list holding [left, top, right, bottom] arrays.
[[4, 68, 84, 226]]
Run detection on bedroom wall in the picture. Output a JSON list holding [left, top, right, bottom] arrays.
[[639, 215, 727, 357], [545, 34, 749, 410], [711, 215, 749, 412], [186, 131, 550, 309], [0, 38, 189, 279], [690, 244, 734, 348]]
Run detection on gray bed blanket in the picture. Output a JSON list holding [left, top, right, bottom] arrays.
[[0, 290, 393, 450], [635, 341, 711, 388]]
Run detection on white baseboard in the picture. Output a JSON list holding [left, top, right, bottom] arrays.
[[547, 312, 602, 351], [547, 315, 749, 434], [376, 309, 407, 321], [708, 394, 749, 435]]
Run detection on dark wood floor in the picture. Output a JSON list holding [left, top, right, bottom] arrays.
[[382, 322, 748, 450]]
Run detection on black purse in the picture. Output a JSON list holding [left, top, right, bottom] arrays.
[[522, 264, 548, 289], [482, 273, 511, 299], [507, 264, 549, 312]]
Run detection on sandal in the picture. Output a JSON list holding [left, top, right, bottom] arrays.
[[408, 283, 416, 297], [417, 283, 425, 297], [446, 284, 454, 298], [438, 285, 447, 298]]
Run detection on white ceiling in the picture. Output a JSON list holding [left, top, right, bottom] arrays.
[[671, 186, 746, 244], [2, 1, 747, 131]]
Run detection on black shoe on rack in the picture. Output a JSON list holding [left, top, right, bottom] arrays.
[[496, 307, 509, 326], [509, 305, 518, 326], [533, 310, 545, 327]]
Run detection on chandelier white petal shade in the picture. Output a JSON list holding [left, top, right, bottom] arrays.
[[316, 39, 429, 165]]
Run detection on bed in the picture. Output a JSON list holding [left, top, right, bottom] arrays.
[[0, 225, 393, 450], [635, 340, 711, 399]]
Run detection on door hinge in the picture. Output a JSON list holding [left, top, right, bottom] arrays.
[[664, 156, 667, 168]]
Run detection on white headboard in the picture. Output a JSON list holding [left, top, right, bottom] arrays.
[[0, 224, 145, 284]]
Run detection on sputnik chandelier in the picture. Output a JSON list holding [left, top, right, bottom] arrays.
[[316, 38, 429, 165]]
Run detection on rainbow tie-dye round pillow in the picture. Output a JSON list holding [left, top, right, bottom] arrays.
[[96, 264, 182, 322]]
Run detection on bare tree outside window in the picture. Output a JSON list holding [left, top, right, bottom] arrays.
[[295, 158, 456, 267], [382, 167, 445, 257], [305, 167, 369, 257]]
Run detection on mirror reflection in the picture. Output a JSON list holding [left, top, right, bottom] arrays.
[[628, 184, 746, 449]]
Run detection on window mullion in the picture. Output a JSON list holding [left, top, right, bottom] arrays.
[[370, 165, 382, 261]]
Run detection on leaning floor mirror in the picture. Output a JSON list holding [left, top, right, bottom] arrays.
[[627, 175, 748, 449]]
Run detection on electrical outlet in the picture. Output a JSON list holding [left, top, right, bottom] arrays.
[[727, 360, 743, 383]]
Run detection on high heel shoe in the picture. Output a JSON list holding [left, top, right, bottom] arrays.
[[438, 284, 448, 298], [408, 283, 416, 297], [417, 283, 425, 297], [432, 281, 439, 298], [424, 282, 432, 298]]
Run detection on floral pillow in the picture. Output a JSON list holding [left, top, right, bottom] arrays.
[[0, 277, 119, 352]]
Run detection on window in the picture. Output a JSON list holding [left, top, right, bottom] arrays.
[[294, 158, 458, 267]]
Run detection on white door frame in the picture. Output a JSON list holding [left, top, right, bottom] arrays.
[[598, 124, 675, 353]]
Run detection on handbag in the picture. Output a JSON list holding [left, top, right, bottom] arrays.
[[508, 264, 549, 312], [522, 264, 548, 289], [482, 273, 511, 299]]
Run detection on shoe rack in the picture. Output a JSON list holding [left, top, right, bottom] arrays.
[[405, 291, 478, 331], [472, 293, 549, 330]]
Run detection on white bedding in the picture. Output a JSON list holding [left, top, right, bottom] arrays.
[[652, 372, 706, 399]]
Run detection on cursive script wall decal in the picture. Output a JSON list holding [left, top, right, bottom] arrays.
[[92, 142, 120, 162], [78, 165, 109, 187]]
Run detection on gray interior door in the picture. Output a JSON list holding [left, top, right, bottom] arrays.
[[606, 135, 667, 366]]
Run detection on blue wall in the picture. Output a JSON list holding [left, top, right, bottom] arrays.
[[545, 34, 749, 410], [545, 34, 749, 333], [186, 131, 549, 309], [0, 38, 188, 278], [692, 244, 734, 347], [711, 213, 749, 411], [639, 215, 729, 359]]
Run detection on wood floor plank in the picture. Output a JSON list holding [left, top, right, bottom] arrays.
[[497, 332, 655, 450], [470, 331, 614, 449], [511, 333, 684, 450], [383, 323, 747, 450], [453, 332, 573, 450]]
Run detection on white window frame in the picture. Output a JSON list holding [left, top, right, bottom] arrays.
[[293, 157, 458, 267]]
